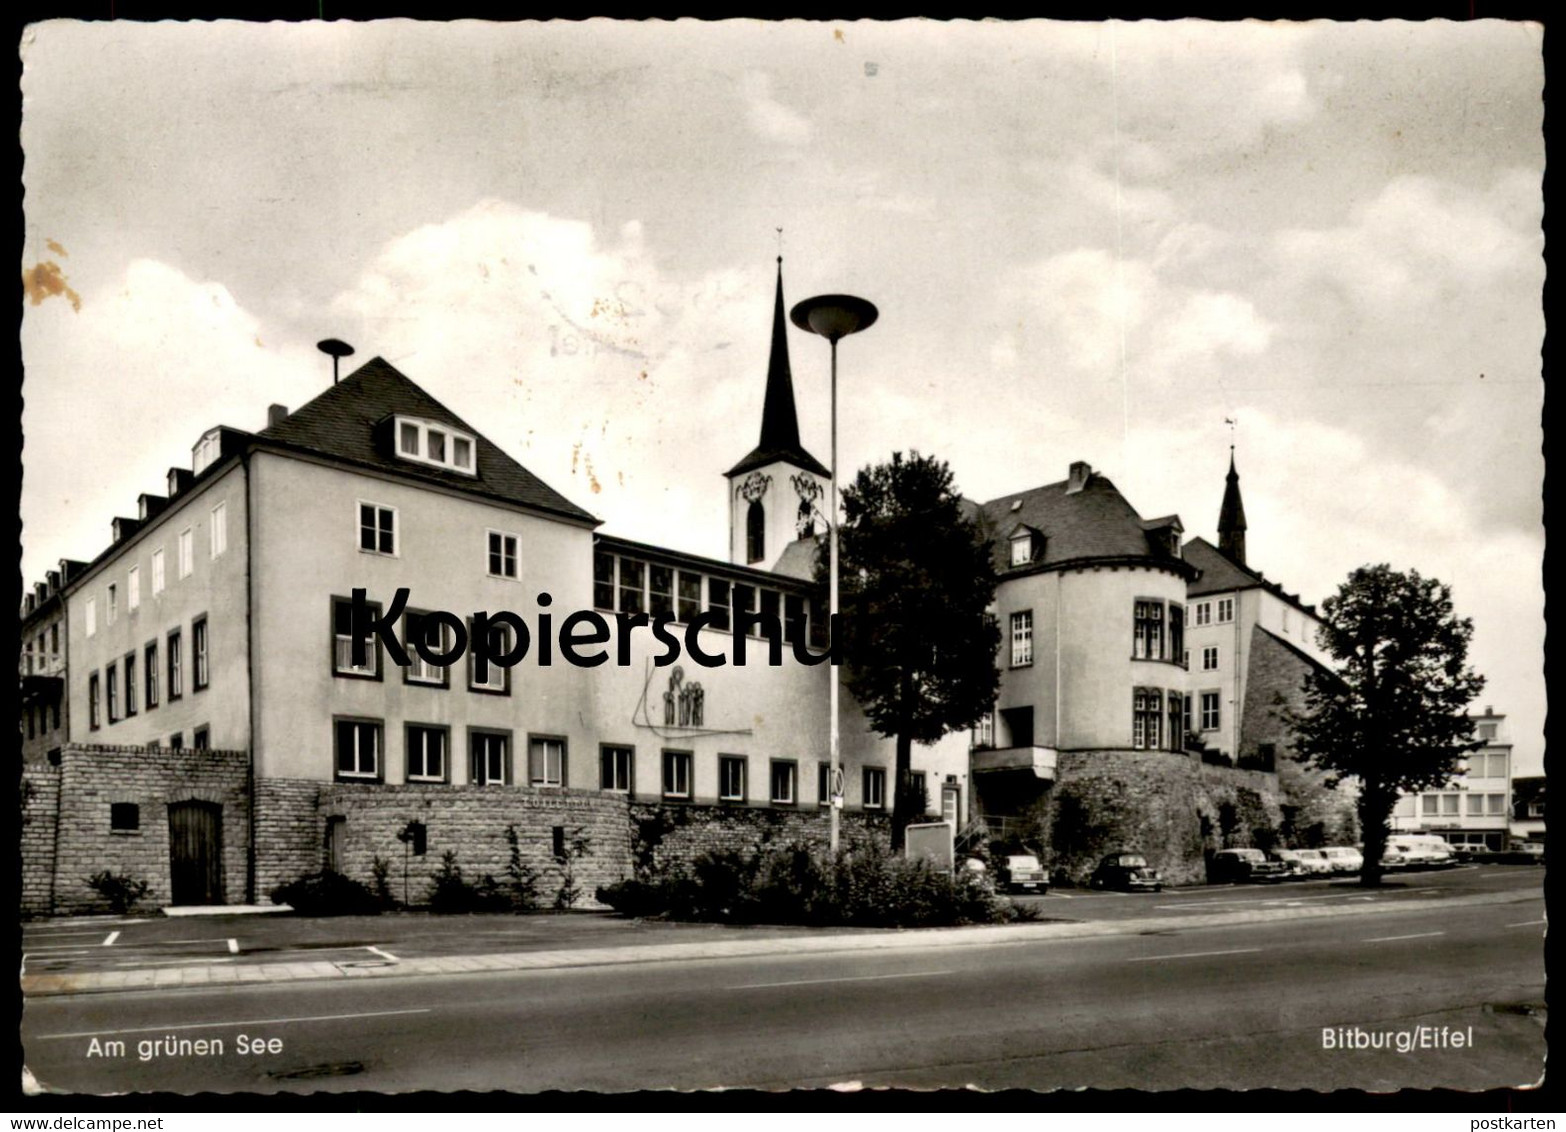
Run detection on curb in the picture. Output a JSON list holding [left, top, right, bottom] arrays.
[[20, 888, 1539, 998]]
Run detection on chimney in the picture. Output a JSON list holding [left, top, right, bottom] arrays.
[[267, 403, 288, 429], [1066, 461, 1092, 494]]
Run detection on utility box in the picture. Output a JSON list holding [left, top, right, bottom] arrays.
[[905, 821, 955, 874]]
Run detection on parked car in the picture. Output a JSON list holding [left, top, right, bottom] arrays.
[[1089, 852, 1163, 892], [1288, 849, 1336, 877], [1379, 843, 1411, 870], [995, 854, 1049, 894], [1387, 835, 1458, 869], [1208, 848, 1289, 884], [1267, 850, 1309, 880], [1321, 846, 1364, 875]]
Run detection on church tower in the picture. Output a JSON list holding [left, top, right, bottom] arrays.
[[725, 258, 832, 569], [1218, 448, 1248, 566]]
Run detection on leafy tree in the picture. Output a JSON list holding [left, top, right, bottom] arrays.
[[821, 451, 1001, 851], [1289, 565, 1484, 885]]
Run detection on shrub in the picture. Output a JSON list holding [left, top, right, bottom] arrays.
[[371, 855, 396, 909], [270, 870, 384, 917], [426, 851, 483, 914], [504, 825, 542, 912], [84, 870, 151, 914]]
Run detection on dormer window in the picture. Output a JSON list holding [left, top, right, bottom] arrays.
[[394, 416, 475, 476], [193, 429, 223, 475], [1008, 525, 1041, 567]]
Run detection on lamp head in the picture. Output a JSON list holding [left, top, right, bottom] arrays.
[[790, 294, 878, 342]]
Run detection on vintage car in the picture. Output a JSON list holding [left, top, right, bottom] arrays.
[[1207, 848, 1290, 884], [1088, 852, 1163, 892], [1321, 846, 1364, 875], [995, 854, 1049, 895], [1286, 848, 1336, 876]]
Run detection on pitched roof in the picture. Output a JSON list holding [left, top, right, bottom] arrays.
[[976, 468, 1190, 576], [726, 260, 830, 479], [259, 356, 598, 525], [1253, 624, 1335, 678], [1184, 535, 1320, 617], [770, 535, 822, 582]]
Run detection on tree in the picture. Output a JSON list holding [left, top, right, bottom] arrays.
[[1288, 565, 1484, 886], [820, 451, 1002, 851]]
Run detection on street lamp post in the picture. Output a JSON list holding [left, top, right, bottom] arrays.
[[790, 294, 878, 855]]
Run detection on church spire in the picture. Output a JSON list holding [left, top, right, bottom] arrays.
[[1218, 447, 1248, 566], [725, 256, 830, 479]]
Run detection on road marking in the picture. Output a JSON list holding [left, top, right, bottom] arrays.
[[103, 932, 119, 947], [227, 938, 239, 954], [21, 944, 107, 954], [365, 946, 398, 962], [1125, 947, 1262, 963], [1505, 919, 1546, 928], [1363, 931, 1445, 943], [39, 1007, 434, 1041], [729, 970, 954, 990]]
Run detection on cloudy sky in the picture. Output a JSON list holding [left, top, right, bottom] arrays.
[[20, 20, 1545, 773]]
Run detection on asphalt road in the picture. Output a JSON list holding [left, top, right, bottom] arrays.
[[22, 880, 1544, 1094]]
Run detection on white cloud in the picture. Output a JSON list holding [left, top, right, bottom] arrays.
[[740, 71, 813, 146]]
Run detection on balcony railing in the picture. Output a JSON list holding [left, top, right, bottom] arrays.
[[971, 745, 1057, 781]]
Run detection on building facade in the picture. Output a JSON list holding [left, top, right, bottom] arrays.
[[1390, 705, 1516, 851]]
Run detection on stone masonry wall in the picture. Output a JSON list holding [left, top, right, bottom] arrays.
[[259, 781, 635, 909], [20, 763, 61, 916], [628, 802, 890, 876], [1046, 749, 1285, 886], [42, 744, 250, 915]]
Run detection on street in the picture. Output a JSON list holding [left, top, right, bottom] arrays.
[[21, 866, 1545, 1094]]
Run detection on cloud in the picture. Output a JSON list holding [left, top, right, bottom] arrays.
[[740, 71, 813, 146]]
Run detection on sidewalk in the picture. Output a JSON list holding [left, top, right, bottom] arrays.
[[19, 887, 1537, 998]]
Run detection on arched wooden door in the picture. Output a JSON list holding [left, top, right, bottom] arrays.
[[168, 800, 224, 906]]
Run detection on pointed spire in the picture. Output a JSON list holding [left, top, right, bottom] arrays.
[[1218, 446, 1248, 566], [725, 256, 830, 479], [758, 257, 802, 453]]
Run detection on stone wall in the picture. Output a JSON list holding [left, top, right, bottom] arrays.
[[27, 744, 251, 915], [257, 780, 635, 909], [20, 764, 61, 916], [1041, 749, 1286, 886], [628, 802, 890, 875]]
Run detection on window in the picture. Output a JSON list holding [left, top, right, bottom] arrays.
[[662, 750, 692, 799], [128, 567, 141, 612], [393, 416, 476, 475], [618, 559, 645, 615], [145, 642, 159, 709], [170, 732, 183, 749], [86, 597, 96, 638], [106, 663, 119, 724], [593, 552, 616, 610], [1487, 793, 1506, 815], [909, 771, 929, 814], [1010, 610, 1033, 667], [178, 529, 194, 578], [335, 718, 381, 780], [770, 760, 797, 805], [487, 531, 519, 579], [650, 565, 675, 621], [1194, 601, 1211, 627], [1133, 600, 1165, 660], [358, 503, 397, 556], [719, 755, 746, 802], [784, 594, 806, 645], [403, 611, 453, 687], [733, 584, 756, 636], [600, 746, 633, 793], [151, 549, 166, 595], [193, 430, 222, 475], [110, 803, 140, 832], [107, 584, 118, 626], [973, 711, 995, 750], [471, 730, 511, 786], [124, 653, 138, 716], [193, 726, 209, 750], [818, 762, 834, 806], [1009, 532, 1033, 567], [334, 598, 380, 678], [1199, 691, 1220, 732], [863, 767, 886, 810], [746, 501, 765, 564], [1202, 646, 1219, 671], [1467, 793, 1485, 816], [1422, 795, 1439, 816], [1133, 687, 1162, 750], [1478, 722, 1498, 741], [469, 619, 513, 694], [709, 579, 731, 632], [1217, 598, 1234, 623], [210, 502, 228, 558], [192, 617, 209, 691], [678, 572, 702, 624], [528, 736, 565, 787], [406, 725, 448, 783], [1169, 603, 1184, 662], [1442, 794, 1459, 816], [1167, 693, 1183, 752], [167, 630, 183, 699]]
